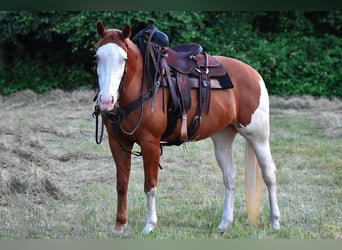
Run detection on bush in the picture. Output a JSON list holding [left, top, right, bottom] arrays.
[[0, 60, 92, 95], [0, 11, 341, 98], [244, 33, 342, 97]]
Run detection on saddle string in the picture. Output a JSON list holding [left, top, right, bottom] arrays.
[[186, 52, 212, 137]]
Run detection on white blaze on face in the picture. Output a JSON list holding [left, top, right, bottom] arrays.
[[96, 43, 127, 111]]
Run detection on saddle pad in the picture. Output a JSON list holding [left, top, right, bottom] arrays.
[[187, 73, 234, 89], [213, 73, 234, 89]]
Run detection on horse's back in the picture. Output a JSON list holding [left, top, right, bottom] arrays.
[[214, 56, 266, 127]]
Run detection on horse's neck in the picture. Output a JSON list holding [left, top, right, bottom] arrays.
[[119, 41, 146, 105]]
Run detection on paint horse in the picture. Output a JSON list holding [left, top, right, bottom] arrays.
[[94, 20, 280, 234]]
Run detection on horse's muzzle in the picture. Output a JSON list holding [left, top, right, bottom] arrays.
[[99, 95, 115, 111]]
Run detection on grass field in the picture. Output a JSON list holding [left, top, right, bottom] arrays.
[[0, 90, 341, 239]]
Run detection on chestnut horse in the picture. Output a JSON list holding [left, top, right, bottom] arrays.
[[94, 20, 280, 234]]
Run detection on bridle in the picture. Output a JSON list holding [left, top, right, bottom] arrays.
[[91, 21, 167, 167], [92, 33, 148, 144]]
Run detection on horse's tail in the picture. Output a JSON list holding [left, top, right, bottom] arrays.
[[245, 141, 262, 226]]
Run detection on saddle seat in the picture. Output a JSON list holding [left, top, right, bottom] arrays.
[[171, 43, 203, 58], [167, 43, 225, 76]]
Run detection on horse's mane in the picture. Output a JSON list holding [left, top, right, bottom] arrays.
[[131, 20, 170, 87]]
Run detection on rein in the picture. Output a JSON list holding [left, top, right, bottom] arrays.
[[92, 99, 104, 145], [117, 22, 158, 136], [92, 102, 163, 169]]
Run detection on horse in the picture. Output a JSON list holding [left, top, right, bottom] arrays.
[[93, 20, 280, 234]]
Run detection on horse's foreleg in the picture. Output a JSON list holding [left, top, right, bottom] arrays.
[[211, 127, 238, 230], [144, 186, 157, 234], [141, 140, 161, 234], [115, 158, 131, 232], [107, 130, 133, 233]]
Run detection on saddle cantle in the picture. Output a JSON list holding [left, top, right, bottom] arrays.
[[166, 43, 202, 74]]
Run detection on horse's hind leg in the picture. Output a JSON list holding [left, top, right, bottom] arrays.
[[211, 126, 238, 230], [237, 111, 280, 229], [251, 139, 280, 229]]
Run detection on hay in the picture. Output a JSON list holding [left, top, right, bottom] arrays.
[[270, 95, 342, 138], [0, 90, 341, 208], [0, 156, 64, 205], [0, 89, 96, 205]]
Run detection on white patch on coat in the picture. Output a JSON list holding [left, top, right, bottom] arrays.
[[96, 43, 127, 111], [142, 187, 158, 234], [238, 77, 270, 139]]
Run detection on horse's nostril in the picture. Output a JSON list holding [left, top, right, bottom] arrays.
[[99, 95, 115, 109]]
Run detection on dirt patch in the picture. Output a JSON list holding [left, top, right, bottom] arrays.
[[0, 90, 341, 207]]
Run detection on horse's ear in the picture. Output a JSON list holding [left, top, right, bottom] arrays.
[[96, 20, 106, 37], [121, 24, 132, 39]]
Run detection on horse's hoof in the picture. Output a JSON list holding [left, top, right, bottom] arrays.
[[271, 221, 280, 230], [113, 223, 127, 234], [217, 220, 233, 231], [142, 223, 156, 234]]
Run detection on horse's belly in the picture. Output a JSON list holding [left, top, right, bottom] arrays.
[[164, 89, 237, 142]]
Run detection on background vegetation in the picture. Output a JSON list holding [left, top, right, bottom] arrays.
[[0, 11, 341, 97]]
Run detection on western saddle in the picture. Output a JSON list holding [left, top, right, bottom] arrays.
[[133, 19, 233, 145]]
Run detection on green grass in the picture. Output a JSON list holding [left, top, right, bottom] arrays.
[[0, 113, 341, 239]]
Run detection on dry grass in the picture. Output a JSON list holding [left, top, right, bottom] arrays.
[[0, 90, 341, 238], [269, 95, 342, 138]]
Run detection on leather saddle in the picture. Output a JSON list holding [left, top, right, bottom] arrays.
[[160, 43, 234, 143], [133, 20, 233, 144], [167, 43, 227, 77]]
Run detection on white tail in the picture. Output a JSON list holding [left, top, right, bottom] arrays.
[[245, 141, 262, 226]]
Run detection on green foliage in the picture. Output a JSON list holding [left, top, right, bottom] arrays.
[[0, 11, 341, 97], [242, 34, 342, 97], [0, 60, 92, 95]]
